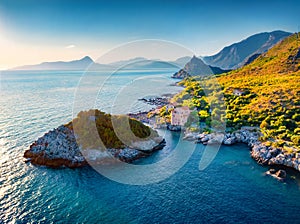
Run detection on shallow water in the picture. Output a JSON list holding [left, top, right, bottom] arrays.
[[0, 70, 300, 223]]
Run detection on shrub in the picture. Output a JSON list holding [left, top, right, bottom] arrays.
[[292, 114, 300, 122], [294, 128, 300, 134], [291, 135, 300, 145]]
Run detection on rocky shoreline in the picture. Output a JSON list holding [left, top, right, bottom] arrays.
[[24, 124, 166, 168], [128, 95, 172, 124], [183, 127, 300, 174], [24, 92, 299, 176], [138, 96, 170, 106], [130, 95, 300, 176]]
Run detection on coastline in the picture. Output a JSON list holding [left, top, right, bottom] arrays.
[[23, 85, 300, 174], [128, 94, 175, 123], [183, 128, 300, 174], [24, 92, 300, 176], [128, 92, 300, 175]]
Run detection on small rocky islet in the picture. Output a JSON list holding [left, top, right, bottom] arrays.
[[24, 109, 165, 168]]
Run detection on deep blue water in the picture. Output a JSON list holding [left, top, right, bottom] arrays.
[[0, 70, 300, 223]]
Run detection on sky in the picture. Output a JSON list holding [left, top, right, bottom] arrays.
[[0, 0, 299, 69]]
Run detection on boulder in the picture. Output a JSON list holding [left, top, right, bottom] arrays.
[[183, 133, 197, 141], [276, 169, 287, 179], [234, 133, 242, 142], [268, 168, 276, 174], [197, 133, 206, 139], [223, 137, 235, 145], [200, 135, 210, 143]]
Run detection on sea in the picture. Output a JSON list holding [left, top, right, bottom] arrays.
[[0, 70, 300, 223]]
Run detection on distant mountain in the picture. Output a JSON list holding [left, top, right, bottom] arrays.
[[11, 55, 192, 71], [108, 57, 147, 68], [107, 57, 179, 70], [12, 56, 112, 71], [12, 56, 180, 71], [170, 56, 192, 67], [108, 56, 192, 70], [224, 33, 300, 76], [172, 56, 229, 79], [119, 60, 179, 70], [203, 30, 292, 69]]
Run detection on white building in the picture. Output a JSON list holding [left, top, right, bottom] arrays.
[[171, 106, 190, 126]]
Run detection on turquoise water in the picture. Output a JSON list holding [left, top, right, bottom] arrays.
[[0, 70, 300, 223]]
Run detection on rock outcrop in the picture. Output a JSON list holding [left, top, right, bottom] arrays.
[[171, 56, 228, 79], [24, 125, 165, 168], [172, 69, 190, 79]]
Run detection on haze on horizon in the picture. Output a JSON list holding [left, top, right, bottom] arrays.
[[0, 0, 299, 69]]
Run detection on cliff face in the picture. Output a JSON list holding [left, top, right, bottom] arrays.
[[24, 125, 87, 168]]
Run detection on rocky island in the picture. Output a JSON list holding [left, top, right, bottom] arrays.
[[24, 109, 165, 168]]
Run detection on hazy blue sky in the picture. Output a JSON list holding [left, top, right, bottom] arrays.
[[0, 0, 299, 68]]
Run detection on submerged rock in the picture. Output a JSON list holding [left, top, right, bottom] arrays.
[[268, 168, 276, 174], [266, 168, 287, 181], [276, 169, 287, 179]]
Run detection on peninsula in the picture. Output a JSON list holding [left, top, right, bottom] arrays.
[[150, 32, 300, 174]]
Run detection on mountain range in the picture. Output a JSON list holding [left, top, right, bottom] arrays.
[[12, 56, 190, 71], [12, 56, 104, 71], [11, 30, 292, 72], [202, 30, 292, 69]]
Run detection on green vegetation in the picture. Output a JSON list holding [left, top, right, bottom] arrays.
[[65, 109, 157, 150], [168, 33, 300, 149]]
